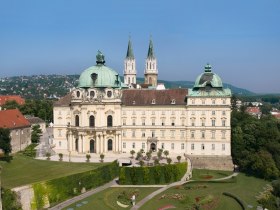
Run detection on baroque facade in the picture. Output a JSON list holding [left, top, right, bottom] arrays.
[[53, 41, 232, 168]]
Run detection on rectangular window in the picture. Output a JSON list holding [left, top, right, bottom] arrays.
[[58, 129, 62, 137], [191, 120, 195, 127], [132, 119, 136, 126], [201, 131, 205, 139], [123, 131, 126, 137], [132, 142, 135, 149], [202, 121, 205, 127], [161, 130, 165, 138], [201, 144, 205, 150], [212, 100, 216, 105], [142, 119, 145, 126], [132, 130, 135, 137], [191, 143, 194, 150], [180, 131, 185, 138], [171, 130, 175, 138], [191, 131, 195, 138], [142, 132, 145, 138], [212, 144, 215, 150], [222, 144, 225, 151], [181, 119, 185, 126], [152, 118, 155, 126], [123, 119, 126, 125], [223, 99, 226, 104], [212, 120, 215, 127], [171, 143, 174, 150], [211, 131, 215, 139], [181, 143, 185, 150], [212, 111, 216, 115], [152, 131, 155, 138], [222, 131, 226, 139], [142, 143, 145, 149], [123, 142, 126, 148], [222, 111, 226, 115], [222, 120, 226, 127]]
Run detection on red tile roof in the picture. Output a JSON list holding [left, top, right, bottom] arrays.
[[0, 95, 25, 106], [0, 109, 30, 129], [246, 107, 261, 114], [122, 89, 188, 106]]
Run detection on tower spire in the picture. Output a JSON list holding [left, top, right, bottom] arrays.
[[124, 37, 137, 86], [126, 38, 134, 59], [147, 38, 155, 59]]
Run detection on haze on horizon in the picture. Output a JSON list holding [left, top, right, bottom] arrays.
[[0, 0, 280, 94]]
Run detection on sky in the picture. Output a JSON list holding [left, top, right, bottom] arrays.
[[0, 0, 280, 93]]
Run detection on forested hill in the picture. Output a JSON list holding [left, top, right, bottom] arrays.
[[0, 74, 254, 99]]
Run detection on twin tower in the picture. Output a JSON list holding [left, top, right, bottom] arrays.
[[124, 39, 158, 87]]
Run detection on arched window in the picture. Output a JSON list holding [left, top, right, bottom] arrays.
[[89, 115, 95, 127], [90, 139, 95, 153], [75, 115, 79, 127], [107, 115, 113, 127], [75, 139, 79, 151], [76, 91, 80, 98], [108, 139, 113, 151]]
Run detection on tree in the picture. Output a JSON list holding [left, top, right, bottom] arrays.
[[157, 150, 162, 160], [2, 100, 20, 110], [163, 150, 169, 158], [58, 153, 63, 161], [130, 150, 135, 159], [177, 156, 182, 163], [31, 124, 42, 143], [167, 158, 172, 164], [100, 153, 105, 162], [86, 154, 91, 162], [0, 128, 12, 155], [139, 160, 144, 167]]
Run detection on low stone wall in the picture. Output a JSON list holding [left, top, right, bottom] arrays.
[[188, 155, 234, 171]]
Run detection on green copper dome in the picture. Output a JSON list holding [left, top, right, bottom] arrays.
[[78, 51, 127, 89], [193, 64, 223, 89]]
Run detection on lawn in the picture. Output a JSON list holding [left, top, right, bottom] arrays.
[[63, 187, 160, 210], [191, 168, 233, 180], [141, 173, 269, 210], [0, 154, 105, 188]]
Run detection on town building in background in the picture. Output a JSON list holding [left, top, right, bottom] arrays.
[[0, 109, 31, 153]]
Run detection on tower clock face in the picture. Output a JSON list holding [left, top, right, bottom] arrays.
[[107, 91, 112, 98]]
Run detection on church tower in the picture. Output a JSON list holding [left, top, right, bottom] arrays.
[[124, 39, 137, 85], [144, 38, 158, 87]]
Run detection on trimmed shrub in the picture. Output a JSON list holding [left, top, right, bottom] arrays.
[[2, 188, 22, 210], [119, 162, 187, 185]]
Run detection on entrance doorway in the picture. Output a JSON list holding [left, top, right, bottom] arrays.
[[150, 143, 156, 152], [90, 139, 95, 153], [108, 139, 113, 151]]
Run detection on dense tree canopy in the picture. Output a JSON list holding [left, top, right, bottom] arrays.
[[2, 99, 53, 123], [231, 109, 280, 180], [0, 128, 12, 155]]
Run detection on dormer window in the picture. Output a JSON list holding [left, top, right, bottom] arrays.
[[171, 99, 176, 104], [76, 91, 80, 98], [90, 91, 95, 98], [152, 99, 156, 104], [107, 91, 112, 98]]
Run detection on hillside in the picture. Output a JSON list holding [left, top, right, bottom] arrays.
[[0, 74, 254, 99]]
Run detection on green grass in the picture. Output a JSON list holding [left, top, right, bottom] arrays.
[[191, 169, 233, 180], [141, 173, 269, 210], [0, 154, 105, 188], [63, 187, 160, 210]]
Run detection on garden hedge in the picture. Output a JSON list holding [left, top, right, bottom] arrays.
[[119, 162, 187, 185], [31, 160, 119, 209]]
